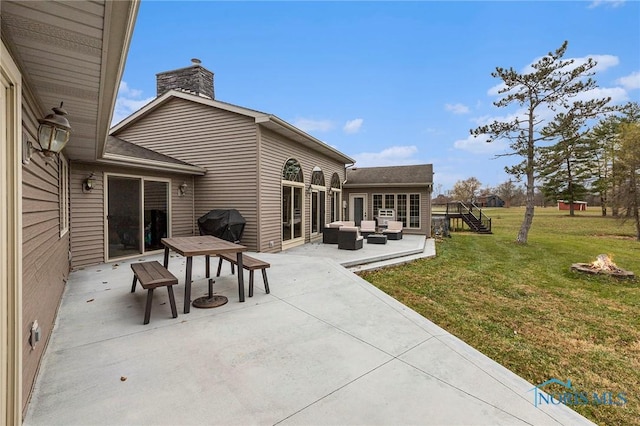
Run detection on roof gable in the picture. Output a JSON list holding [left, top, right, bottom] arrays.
[[101, 136, 206, 175], [110, 90, 354, 164]]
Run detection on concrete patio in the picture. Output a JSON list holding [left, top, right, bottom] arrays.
[[24, 236, 591, 425]]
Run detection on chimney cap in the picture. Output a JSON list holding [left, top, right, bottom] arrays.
[[191, 58, 202, 65]]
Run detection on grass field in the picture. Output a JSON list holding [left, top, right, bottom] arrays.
[[361, 207, 640, 425]]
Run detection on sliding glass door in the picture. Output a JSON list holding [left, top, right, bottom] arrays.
[[106, 175, 169, 260]]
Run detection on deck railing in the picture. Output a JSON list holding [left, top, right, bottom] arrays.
[[432, 201, 492, 233]]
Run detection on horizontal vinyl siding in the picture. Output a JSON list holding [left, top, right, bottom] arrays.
[[116, 98, 258, 249], [172, 176, 195, 237], [70, 162, 196, 268], [21, 99, 69, 409], [69, 163, 104, 267], [259, 128, 347, 252], [343, 186, 432, 236]]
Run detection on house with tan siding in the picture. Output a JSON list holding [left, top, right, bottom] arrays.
[[1, 1, 139, 422], [2, 6, 432, 421], [68, 61, 433, 267], [106, 61, 356, 255]]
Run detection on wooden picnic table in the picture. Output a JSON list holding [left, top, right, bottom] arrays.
[[161, 236, 247, 313]]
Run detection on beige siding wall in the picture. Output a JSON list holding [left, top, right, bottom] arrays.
[[21, 98, 69, 409], [259, 128, 347, 252], [70, 162, 195, 268], [116, 98, 259, 249], [343, 186, 432, 237]]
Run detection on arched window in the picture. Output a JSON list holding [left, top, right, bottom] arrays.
[[283, 158, 303, 182], [330, 173, 342, 222], [331, 173, 341, 189], [282, 159, 304, 245], [311, 167, 325, 186]]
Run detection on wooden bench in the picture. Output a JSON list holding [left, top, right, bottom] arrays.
[[216, 253, 270, 297], [131, 261, 178, 324]]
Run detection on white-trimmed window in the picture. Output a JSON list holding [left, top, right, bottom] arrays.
[[310, 167, 326, 234], [397, 194, 407, 226], [330, 173, 341, 222], [59, 153, 69, 236], [373, 193, 420, 229], [410, 194, 420, 228], [282, 159, 304, 244]]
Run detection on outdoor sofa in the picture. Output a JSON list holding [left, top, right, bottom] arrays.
[[323, 221, 355, 244]]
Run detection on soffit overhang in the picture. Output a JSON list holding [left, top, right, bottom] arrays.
[[1, 0, 139, 161]]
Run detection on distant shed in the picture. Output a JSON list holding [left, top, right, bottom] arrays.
[[558, 200, 587, 211]]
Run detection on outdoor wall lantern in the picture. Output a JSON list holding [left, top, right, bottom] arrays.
[[23, 102, 72, 164], [178, 182, 188, 196], [83, 173, 95, 193]]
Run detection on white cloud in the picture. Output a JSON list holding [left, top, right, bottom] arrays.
[[573, 86, 628, 105], [445, 103, 470, 114], [573, 54, 619, 73], [343, 118, 364, 134], [472, 110, 524, 127], [112, 81, 154, 126], [453, 134, 509, 155], [118, 81, 143, 98], [588, 0, 625, 8], [352, 145, 418, 167], [616, 71, 640, 90], [292, 118, 334, 133], [487, 82, 506, 97]]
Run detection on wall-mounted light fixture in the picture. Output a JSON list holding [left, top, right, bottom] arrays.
[[178, 182, 188, 196], [83, 173, 95, 193], [23, 102, 72, 164], [306, 184, 313, 194]]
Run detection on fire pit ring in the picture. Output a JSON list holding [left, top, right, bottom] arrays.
[[571, 254, 635, 280]]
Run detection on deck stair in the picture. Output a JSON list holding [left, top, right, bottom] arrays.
[[433, 201, 492, 234]]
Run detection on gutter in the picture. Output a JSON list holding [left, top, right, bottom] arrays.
[[342, 183, 432, 188]]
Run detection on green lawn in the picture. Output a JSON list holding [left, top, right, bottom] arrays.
[[360, 207, 640, 425]]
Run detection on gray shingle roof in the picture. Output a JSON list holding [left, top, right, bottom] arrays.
[[105, 135, 199, 167], [344, 164, 433, 186]]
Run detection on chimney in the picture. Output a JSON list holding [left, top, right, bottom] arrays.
[[156, 58, 214, 99]]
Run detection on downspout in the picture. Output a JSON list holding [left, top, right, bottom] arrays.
[[256, 124, 263, 251], [343, 163, 355, 220]]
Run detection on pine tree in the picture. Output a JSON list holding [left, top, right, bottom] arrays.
[[471, 41, 611, 243], [538, 112, 598, 216]]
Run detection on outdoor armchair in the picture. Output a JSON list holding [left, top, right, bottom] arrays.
[[383, 221, 403, 240], [359, 220, 377, 237], [338, 226, 364, 250]]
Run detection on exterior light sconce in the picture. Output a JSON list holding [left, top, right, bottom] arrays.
[[83, 173, 95, 193], [23, 103, 71, 164], [178, 182, 188, 196], [306, 184, 313, 194]]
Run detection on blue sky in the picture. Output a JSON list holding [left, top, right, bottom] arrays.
[[115, 0, 640, 193]]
